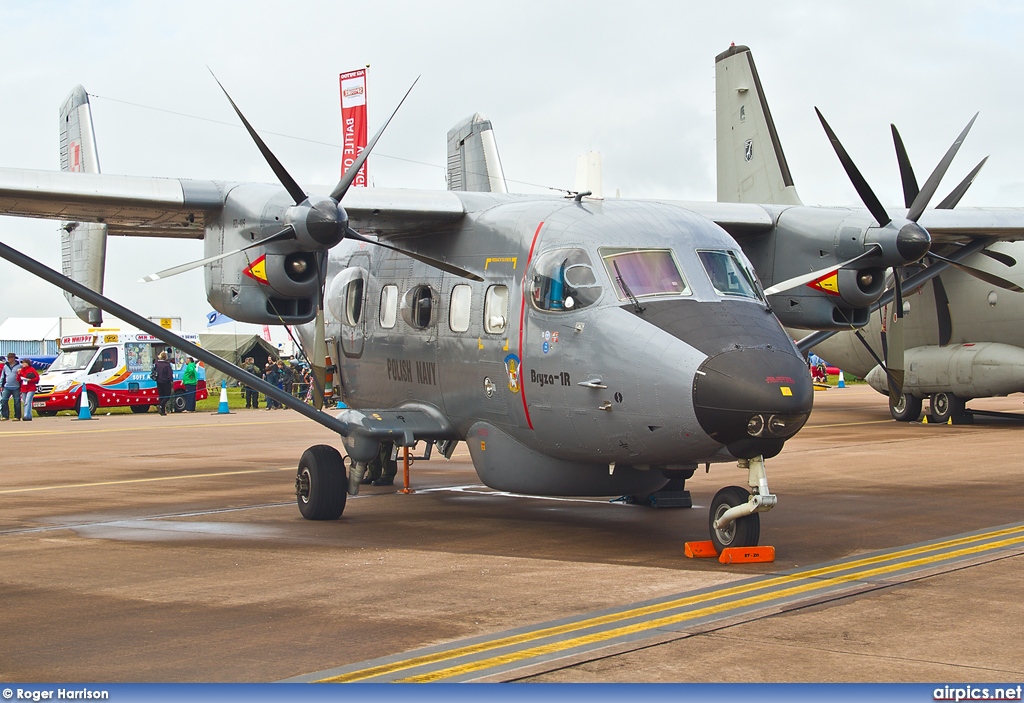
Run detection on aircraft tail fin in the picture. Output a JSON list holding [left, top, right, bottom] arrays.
[[446, 113, 507, 193], [59, 86, 107, 325], [715, 45, 801, 205]]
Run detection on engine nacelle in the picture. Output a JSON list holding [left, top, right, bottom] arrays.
[[203, 185, 321, 324]]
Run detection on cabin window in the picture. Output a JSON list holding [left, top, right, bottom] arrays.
[[697, 250, 762, 300], [449, 284, 472, 332], [344, 277, 364, 326], [484, 285, 509, 333], [600, 248, 689, 300], [402, 285, 434, 330], [529, 248, 603, 312], [379, 285, 398, 328]]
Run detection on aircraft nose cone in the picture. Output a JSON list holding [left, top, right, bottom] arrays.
[[692, 346, 813, 459], [897, 221, 930, 263]]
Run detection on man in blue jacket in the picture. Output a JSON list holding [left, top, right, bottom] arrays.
[[1, 352, 22, 421]]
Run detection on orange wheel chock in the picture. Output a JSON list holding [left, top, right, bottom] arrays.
[[684, 540, 719, 559], [718, 545, 775, 564]]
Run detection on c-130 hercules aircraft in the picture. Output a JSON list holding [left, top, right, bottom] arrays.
[[1, 47, 1021, 552]]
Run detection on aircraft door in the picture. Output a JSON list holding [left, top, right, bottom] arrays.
[[337, 252, 370, 359]]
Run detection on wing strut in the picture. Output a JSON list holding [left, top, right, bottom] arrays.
[[0, 238, 353, 436]]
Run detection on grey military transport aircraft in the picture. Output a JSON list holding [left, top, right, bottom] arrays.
[[1, 47, 1021, 552], [714, 45, 1024, 425]]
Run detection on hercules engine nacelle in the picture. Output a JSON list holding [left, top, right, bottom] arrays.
[[760, 207, 922, 330], [204, 185, 322, 324]]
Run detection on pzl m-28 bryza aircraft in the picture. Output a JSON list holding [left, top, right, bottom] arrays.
[[1, 49, 1020, 552]]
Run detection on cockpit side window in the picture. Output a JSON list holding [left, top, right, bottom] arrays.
[[528, 248, 603, 312], [697, 250, 763, 300], [600, 248, 690, 300]]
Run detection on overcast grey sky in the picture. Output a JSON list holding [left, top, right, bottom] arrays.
[[2, 1, 1023, 332]]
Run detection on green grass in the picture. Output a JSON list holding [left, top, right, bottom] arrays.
[[44, 387, 308, 416]]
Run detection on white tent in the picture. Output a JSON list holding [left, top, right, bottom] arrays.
[[0, 317, 60, 356]]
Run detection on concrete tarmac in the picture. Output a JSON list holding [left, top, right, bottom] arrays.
[[0, 386, 1022, 682]]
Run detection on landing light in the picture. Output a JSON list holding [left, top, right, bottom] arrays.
[[747, 413, 808, 439]]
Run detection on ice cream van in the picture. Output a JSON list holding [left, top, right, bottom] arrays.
[[33, 333, 207, 415]]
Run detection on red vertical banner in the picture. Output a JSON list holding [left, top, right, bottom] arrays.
[[339, 68, 368, 186]]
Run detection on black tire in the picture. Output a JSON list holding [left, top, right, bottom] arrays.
[[930, 392, 965, 424], [130, 404, 151, 414], [87, 391, 98, 415], [295, 445, 347, 520], [37, 409, 58, 417], [171, 394, 187, 413], [890, 393, 922, 422], [709, 485, 760, 553]]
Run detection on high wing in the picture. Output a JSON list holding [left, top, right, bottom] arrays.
[[664, 200, 1024, 245], [0, 167, 468, 238]]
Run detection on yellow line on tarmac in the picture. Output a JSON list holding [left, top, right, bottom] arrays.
[[400, 532, 1024, 682], [0, 418, 310, 438], [0, 467, 295, 494], [320, 523, 1024, 683]]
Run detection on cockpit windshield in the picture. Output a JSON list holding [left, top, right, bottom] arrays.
[[50, 349, 97, 372], [697, 250, 763, 300], [600, 248, 690, 300]]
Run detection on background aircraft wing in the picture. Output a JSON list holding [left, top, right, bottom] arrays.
[[657, 200, 776, 238], [917, 208, 1024, 243]]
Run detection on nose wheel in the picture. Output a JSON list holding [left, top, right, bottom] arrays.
[[709, 486, 761, 553]]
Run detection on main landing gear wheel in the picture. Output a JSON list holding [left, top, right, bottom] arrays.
[[890, 392, 922, 422], [295, 444, 347, 520], [929, 392, 965, 424], [709, 486, 760, 554]]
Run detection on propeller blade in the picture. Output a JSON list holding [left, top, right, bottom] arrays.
[[310, 307, 328, 410], [948, 240, 1014, 267], [815, 108, 891, 228], [762, 244, 881, 296], [932, 275, 952, 346], [330, 76, 421, 202], [886, 302, 906, 403], [978, 246, 1015, 267], [928, 252, 1024, 292], [907, 113, 978, 222], [210, 70, 307, 206], [345, 227, 483, 282], [139, 225, 295, 283], [891, 124, 919, 208], [936, 156, 988, 209]]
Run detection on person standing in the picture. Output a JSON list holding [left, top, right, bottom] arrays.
[[242, 357, 260, 409], [182, 357, 198, 412], [154, 351, 174, 416], [0, 352, 21, 421], [264, 361, 281, 410], [16, 359, 40, 421]]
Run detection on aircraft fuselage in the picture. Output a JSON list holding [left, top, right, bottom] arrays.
[[313, 195, 814, 496]]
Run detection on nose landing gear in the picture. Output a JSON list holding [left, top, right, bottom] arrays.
[[709, 455, 776, 553]]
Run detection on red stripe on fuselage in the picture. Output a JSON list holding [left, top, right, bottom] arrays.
[[517, 222, 544, 430]]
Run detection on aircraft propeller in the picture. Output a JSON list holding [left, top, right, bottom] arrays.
[[813, 109, 981, 404], [139, 74, 484, 408], [890, 122, 1023, 357]]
